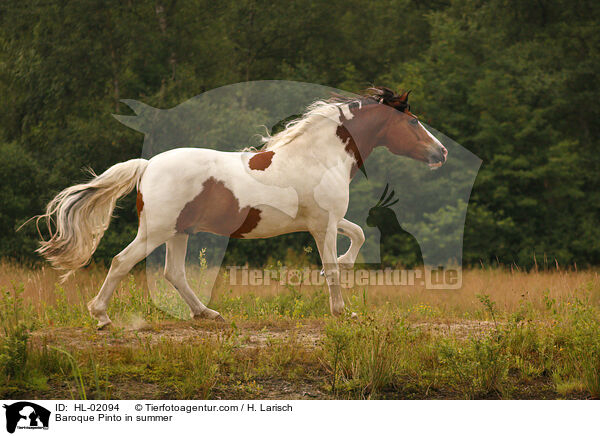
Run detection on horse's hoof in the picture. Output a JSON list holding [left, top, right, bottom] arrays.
[[193, 309, 225, 322], [331, 306, 345, 317], [96, 319, 112, 330]]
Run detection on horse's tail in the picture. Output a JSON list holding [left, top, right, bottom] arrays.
[[36, 158, 149, 278]]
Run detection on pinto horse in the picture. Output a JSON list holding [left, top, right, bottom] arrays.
[[36, 87, 447, 328]]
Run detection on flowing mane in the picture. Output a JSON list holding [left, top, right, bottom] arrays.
[[258, 86, 409, 151], [259, 100, 355, 151]]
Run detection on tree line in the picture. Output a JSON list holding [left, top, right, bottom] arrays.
[[0, 0, 598, 268]]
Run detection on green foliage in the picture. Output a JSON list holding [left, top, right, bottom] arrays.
[[0, 284, 31, 377], [216, 286, 329, 319], [0, 284, 45, 394], [436, 336, 510, 399], [0, 0, 599, 267], [0, 323, 29, 380], [50, 347, 87, 400], [561, 299, 600, 398], [322, 315, 411, 398]]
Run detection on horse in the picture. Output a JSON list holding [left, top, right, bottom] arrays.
[[35, 86, 447, 328]]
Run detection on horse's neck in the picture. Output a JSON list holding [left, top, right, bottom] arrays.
[[294, 114, 373, 179], [335, 103, 382, 177]]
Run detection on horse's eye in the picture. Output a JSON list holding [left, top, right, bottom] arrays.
[[410, 118, 418, 126]]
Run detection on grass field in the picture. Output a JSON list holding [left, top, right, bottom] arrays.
[[1, 260, 599, 400]]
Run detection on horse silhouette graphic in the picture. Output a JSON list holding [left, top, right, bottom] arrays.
[[3, 402, 50, 433], [107, 81, 480, 305], [366, 184, 423, 268]]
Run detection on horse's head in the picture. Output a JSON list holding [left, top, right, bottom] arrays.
[[335, 87, 448, 174], [369, 87, 447, 169]]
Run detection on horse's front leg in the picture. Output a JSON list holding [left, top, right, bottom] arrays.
[[337, 218, 365, 269], [312, 222, 345, 317]]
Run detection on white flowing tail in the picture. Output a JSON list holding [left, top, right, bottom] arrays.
[[36, 158, 148, 276]]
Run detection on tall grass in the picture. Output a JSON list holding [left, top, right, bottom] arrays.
[[321, 291, 600, 399], [1, 259, 598, 322], [0, 260, 599, 399]]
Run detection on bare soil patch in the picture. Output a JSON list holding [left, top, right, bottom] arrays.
[[30, 319, 496, 350]]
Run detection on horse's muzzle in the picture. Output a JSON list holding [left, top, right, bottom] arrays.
[[428, 144, 448, 169]]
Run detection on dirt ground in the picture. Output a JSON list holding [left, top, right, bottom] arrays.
[[30, 318, 499, 351]]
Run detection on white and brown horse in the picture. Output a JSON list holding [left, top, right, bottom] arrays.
[[36, 87, 447, 328]]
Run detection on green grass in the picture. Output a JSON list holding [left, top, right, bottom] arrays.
[[0, 266, 599, 399]]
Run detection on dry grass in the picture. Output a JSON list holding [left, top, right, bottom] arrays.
[[1, 260, 599, 400], [2, 260, 598, 321]]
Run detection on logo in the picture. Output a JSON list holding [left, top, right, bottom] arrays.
[[3, 402, 50, 434]]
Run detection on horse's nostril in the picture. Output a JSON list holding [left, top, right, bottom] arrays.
[[435, 150, 444, 162]]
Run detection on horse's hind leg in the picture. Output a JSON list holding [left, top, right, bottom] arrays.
[[164, 233, 224, 321], [87, 230, 167, 328]]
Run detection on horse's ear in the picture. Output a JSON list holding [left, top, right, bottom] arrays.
[[399, 90, 411, 103]]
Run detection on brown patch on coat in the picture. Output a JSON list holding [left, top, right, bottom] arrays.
[[175, 177, 261, 238], [248, 151, 275, 171], [336, 106, 380, 178], [230, 207, 261, 238], [336, 123, 363, 177], [136, 191, 144, 219]]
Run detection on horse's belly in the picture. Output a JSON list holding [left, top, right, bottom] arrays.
[[185, 198, 304, 239], [172, 174, 303, 239], [237, 206, 307, 239]]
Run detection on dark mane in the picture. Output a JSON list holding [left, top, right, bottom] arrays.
[[258, 86, 412, 151], [329, 86, 411, 113]]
